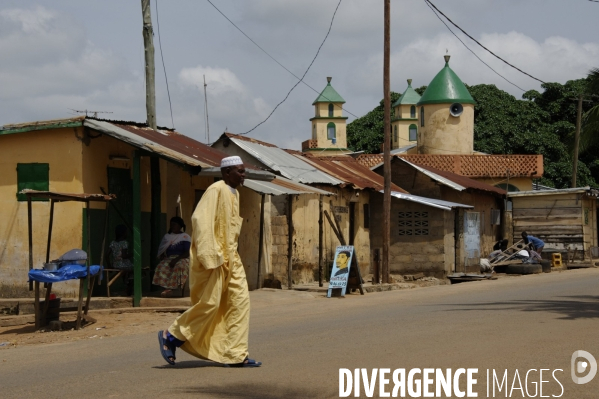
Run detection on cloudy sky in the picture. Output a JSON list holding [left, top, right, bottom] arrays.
[[1, 1, 597, 149]]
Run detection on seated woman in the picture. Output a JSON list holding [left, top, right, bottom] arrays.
[[108, 225, 134, 295], [152, 217, 191, 297]]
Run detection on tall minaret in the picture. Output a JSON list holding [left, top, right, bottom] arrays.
[[416, 55, 476, 155], [302, 77, 349, 156], [391, 79, 421, 150]]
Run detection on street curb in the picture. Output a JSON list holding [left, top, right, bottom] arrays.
[[0, 306, 187, 328]]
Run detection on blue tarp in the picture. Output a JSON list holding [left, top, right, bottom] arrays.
[[28, 264, 102, 284]]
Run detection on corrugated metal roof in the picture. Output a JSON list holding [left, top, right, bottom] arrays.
[[227, 136, 342, 185], [369, 156, 506, 196], [388, 191, 473, 211], [509, 186, 599, 197], [244, 177, 334, 196], [292, 154, 408, 193]]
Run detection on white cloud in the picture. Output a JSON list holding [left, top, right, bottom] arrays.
[[348, 31, 599, 100]]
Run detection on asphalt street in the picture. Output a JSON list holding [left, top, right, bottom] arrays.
[[2, 268, 599, 398]]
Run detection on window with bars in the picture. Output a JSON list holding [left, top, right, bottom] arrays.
[[398, 211, 429, 236]]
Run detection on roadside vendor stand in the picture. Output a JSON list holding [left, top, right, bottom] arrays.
[[23, 190, 115, 330]]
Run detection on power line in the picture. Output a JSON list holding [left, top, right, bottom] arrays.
[[423, 0, 527, 92], [425, 0, 546, 85], [155, 0, 175, 129], [205, 0, 358, 119]]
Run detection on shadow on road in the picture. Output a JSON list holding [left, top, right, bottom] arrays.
[[443, 295, 599, 320], [153, 359, 224, 369], [175, 382, 332, 398]]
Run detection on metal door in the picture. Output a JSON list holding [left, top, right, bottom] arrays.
[[463, 211, 480, 273]]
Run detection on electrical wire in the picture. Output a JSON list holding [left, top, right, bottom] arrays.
[[205, 0, 359, 119], [425, 0, 546, 85], [155, 0, 175, 129], [423, 0, 527, 92]]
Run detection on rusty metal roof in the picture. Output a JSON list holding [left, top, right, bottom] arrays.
[[84, 119, 226, 168], [291, 153, 407, 193], [383, 158, 506, 197]]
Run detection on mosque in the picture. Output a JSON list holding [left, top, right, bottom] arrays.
[[302, 55, 543, 192]]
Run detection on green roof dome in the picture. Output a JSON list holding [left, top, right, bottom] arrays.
[[313, 77, 345, 105], [417, 56, 475, 105], [392, 79, 421, 107]]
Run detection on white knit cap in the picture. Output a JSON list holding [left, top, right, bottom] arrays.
[[220, 156, 243, 168]]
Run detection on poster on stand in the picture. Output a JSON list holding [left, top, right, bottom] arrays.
[[327, 245, 354, 297]]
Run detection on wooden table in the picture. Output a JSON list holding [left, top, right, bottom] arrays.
[[33, 273, 99, 330]]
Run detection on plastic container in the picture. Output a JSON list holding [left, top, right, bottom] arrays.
[[58, 249, 87, 267]]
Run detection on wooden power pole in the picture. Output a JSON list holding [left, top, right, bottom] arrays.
[[382, 0, 391, 284], [571, 94, 583, 188], [142, 0, 157, 130]]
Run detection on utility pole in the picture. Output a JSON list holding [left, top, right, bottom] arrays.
[[204, 75, 210, 143], [382, 0, 391, 284], [141, 0, 160, 305], [571, 94, 583, 188], [142, 0, 156, 130]]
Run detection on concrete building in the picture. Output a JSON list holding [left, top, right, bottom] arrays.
[[0, 117, 326, 298], [368, 157, 505, 277]]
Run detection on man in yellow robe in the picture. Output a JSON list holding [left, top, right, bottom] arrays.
[[158, 156, 261, 367]]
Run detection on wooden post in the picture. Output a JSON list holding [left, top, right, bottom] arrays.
[[132, 151, 143, 306], [99, 204, 109, 271], [46, 199, 55, 263], [150, 156, 161, 281], [86, 200, 91, 292], [572, 94, 583, 188], [141, 0, 156, 130], [318, 195, 324, 287], [34, 281, 40, 329], [28, 196, 33, 291], [287, 195, 294, 289], [256, 193, 265, 289], [382, 0, 391, 284]]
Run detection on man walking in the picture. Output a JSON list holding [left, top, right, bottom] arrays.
[[158, 156, 261, 367]]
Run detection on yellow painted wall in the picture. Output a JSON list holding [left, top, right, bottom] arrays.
[[392, 120, 418, 149], [417, 103, 474, 155], [312, 119, 347, 150], [0, 128, 84, 297], [476, 177, 533, 193], [315, 103, 344, 118]]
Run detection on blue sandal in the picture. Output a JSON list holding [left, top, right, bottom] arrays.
[[228, 357, 262, 368], [158, 330, 176, 365]]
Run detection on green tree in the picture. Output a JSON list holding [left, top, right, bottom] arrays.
[[347, 81, 599, 188]]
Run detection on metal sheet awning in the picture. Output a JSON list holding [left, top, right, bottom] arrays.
[[244, 177, 334, 196], [229, 137, 342, 185], [84, 119, 213, 168], [387, 191, 473, 211], [197, 167, 275, 181]]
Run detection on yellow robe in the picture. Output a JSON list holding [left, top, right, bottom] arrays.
[[168, 180, 249, 364]]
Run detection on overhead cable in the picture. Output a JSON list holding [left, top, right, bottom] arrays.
[[425, 0, 546, 85], [423, 0, 526, 92], [205, 0, 358, 120]]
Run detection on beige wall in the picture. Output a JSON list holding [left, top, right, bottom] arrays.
[[315, 103, 344, 118], [0, 128, 84, 297], [311, 119, 347, 150], [265, 186, 371, 286], [392, 119, 418, 149], [476, 177, 533, 193], [369, 192, 455, 278], [417, 103, 474, 155]]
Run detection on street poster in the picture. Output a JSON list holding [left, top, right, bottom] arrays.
[[327, 245, 354, 297]]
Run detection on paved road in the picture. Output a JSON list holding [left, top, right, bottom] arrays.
[[2, 269, 599, 398]]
